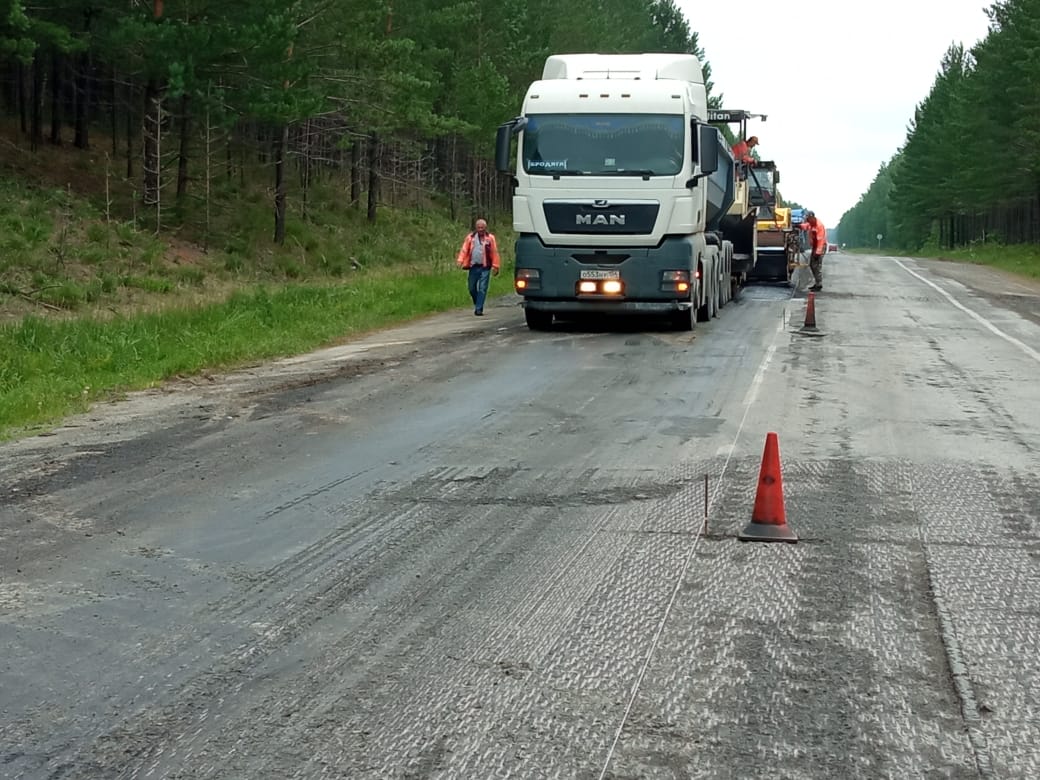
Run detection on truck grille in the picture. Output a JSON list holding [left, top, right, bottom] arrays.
[[544, 202, 659, 235]]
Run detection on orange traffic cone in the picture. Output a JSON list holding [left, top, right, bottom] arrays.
[[738, 432, 798, 543], [802, 292, 818, 331]]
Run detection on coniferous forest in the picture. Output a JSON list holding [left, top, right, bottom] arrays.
[[0, 0, 712, 242], [839, 0, 1040, 251], [4, 1, 1037, 258]]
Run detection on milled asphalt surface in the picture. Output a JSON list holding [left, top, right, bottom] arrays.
[[1, 253, 1039, 778]]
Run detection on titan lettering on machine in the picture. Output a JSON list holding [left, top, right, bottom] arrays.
[[707, 109, 743, 123], [576, 214, 626, 226]]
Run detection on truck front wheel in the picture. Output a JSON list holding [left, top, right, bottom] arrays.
[[697, 282, 713, 321], [672, 305, 696, 331], [524, 307, 554, 331]]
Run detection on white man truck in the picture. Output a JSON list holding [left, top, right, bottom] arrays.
[[495, 53, 755, 331]]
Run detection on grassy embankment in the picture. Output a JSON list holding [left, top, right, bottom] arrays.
[[849, 243, 1040, 279], [920, 243, 1040, 279], [0, 159, 515, 441]]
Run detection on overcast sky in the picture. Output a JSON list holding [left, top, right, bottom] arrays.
[[676, 0, 994, 230]]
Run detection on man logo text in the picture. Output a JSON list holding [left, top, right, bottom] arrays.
[[576, 214, 626, 226]]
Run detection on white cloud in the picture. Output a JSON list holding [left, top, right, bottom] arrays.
[[676, 0, 992, 226]]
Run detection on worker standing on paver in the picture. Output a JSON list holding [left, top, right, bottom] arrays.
[[731, 135, 759, 164]]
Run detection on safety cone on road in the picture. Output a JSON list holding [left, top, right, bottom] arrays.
[[802, 292, 818, 331], [738, 432, 798, 543]]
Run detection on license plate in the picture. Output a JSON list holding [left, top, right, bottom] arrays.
[[579, 269, 620, 280]]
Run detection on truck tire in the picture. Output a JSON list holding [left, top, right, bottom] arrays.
[[672, 305, 696, 331], [696, 264, 711, 321], [697, 285, 712, 322], [524, 307, 553, 331]]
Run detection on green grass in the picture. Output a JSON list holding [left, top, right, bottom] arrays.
[[1, 244, 515, 441], [0, 174, 487, 312], [0, 168, 511, 440], [921, 243, 1040, 279]]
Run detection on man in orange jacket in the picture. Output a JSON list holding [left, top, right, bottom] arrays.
[[456, 218, 501, 316], [799, 211, 827, 291], [731, 135, 758, 164]]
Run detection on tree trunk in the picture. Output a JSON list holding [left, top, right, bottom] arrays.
[[1034, 183, 1040, 243], [176, 94, 191, 200], [300, 119, 311, 220], [350, 137, 361, 207], [50, 52, 62, 145], [30, 53, 43, 151], [273, 123, 288, 244], [18, 61, 28, 135], [142, 76, 162, 206], [109, 67, 118, 156], [126, 81, 134, 179], [142, 0, 165, 210], [449, 136, 457, 221], [74, 51, 91, 150], [367, 132, 380, 222], [226, 133, 233, 182]]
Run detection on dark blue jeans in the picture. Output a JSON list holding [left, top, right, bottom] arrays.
[[468, 266, 491, 313]]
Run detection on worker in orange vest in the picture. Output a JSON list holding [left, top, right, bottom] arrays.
[[799, 211, 828, 291], [731, 135, 758, 164], [456, 217, 501, 315]]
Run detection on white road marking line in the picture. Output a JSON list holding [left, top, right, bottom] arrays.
[[742, 335, 779, 408], [598, 314, 786, 780], [575, 395, 598, 413], [894, 258, 1040, 365]]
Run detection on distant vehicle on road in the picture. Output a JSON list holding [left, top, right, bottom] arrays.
[[828, 243, 839, 252]]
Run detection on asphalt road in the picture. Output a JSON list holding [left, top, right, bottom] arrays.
[[2, 253, 1039, 779]]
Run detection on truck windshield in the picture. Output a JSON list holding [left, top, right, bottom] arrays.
[[522, 114, 685, 176]]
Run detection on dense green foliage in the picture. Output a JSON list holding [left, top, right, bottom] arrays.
[[839, 0, 1040, 256], [0, 0, 717, 229]]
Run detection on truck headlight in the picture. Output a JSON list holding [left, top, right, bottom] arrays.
[[515, 268, 541, 292], [661, 270, 691, 292]]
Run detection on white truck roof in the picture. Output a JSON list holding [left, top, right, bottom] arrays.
[[541, 53, 705, 85], [523, 79, 689, 114]]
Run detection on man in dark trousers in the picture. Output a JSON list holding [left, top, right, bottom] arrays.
[[456, 218, 500, 316], [800, 210, 828, 291]]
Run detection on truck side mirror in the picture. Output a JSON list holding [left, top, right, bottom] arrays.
[[495, 123, 513, 173], [495, 117, 528, 174], [698, 125, 719, 175]]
